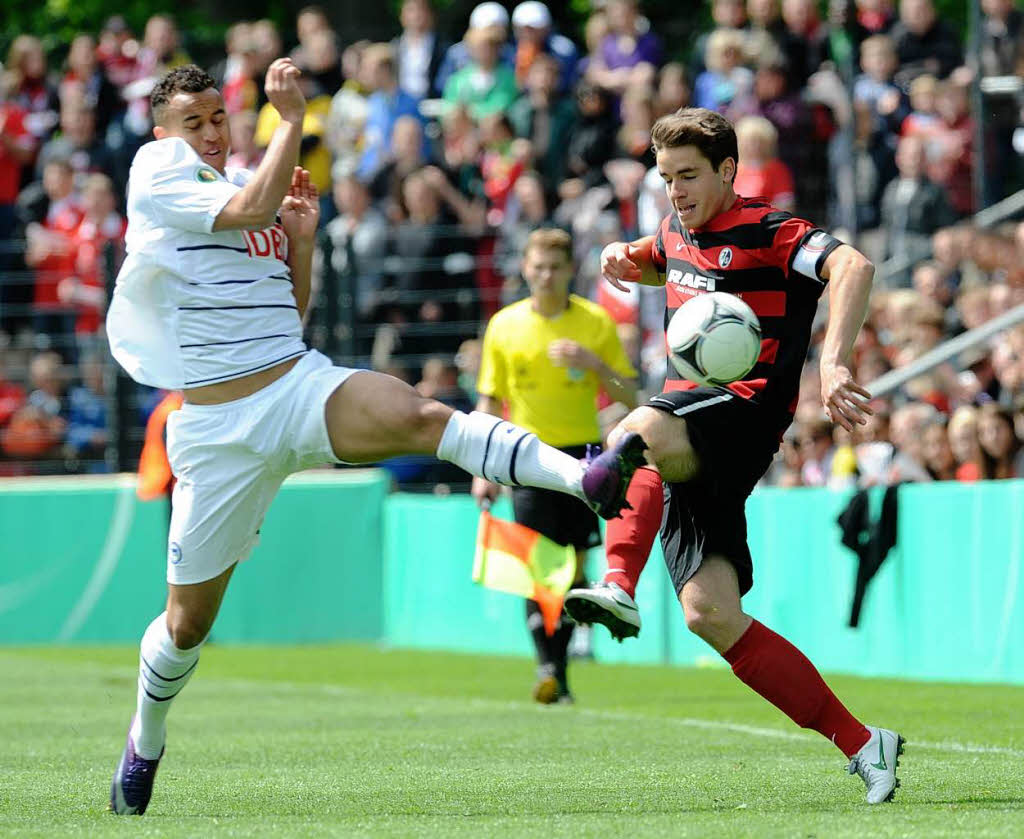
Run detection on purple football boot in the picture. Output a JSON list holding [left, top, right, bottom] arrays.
[[109, 720, 162, 815], [581, 432, 648, 519]]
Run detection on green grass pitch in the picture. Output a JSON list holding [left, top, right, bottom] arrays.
[[1, 644, 1022, 838]]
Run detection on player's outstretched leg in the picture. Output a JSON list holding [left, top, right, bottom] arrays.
[[578, 431, 649, 520], [439, 411, 647, 520], [325, 374, 647, 519], [565, 403, 678, 640], [684, 558, 904, 804], [563, 466, 662, 640], [110, 612, 200, 815], [847, 726, 906, 804]]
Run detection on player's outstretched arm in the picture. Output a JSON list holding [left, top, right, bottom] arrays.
[[819, 243, 875, 432], [214, 58, 306, 231], [600, 235, 664, 292]]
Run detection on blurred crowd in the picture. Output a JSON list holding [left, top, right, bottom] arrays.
[[0, 0, 1023, 484]]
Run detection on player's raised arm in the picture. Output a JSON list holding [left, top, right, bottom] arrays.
[[818, 243, 875, 431], [600, 235, 665, 292], [213, 59, 306, 231]]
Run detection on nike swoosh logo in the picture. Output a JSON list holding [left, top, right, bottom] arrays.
[[870, 735, 887, 771]]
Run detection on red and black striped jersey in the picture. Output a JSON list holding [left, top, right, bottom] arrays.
[[652, 196, 842, 434]]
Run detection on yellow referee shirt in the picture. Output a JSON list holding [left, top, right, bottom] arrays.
[[477, 295, 637, 447]]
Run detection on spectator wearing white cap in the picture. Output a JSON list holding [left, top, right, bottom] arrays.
[[435, 2, 515, 93], [511, 1, 579, 93]]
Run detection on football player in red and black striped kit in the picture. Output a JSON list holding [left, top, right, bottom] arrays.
[[563, 108, 904, 804]]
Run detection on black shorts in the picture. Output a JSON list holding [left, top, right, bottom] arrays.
[[511, 444, 601, 552], [646, 388, 780, 596]]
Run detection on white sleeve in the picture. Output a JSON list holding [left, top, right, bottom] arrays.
[[135, 138, 242, 234]]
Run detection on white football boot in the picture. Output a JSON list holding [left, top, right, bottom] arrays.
[[563, 581, 641, 641], [847, 725, 906, 804]]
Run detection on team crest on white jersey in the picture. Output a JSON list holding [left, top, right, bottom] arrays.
[[195, 166, 218, 183], [718, 247, 733, 268]]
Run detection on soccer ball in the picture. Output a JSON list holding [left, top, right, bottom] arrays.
[[666, 292, 762, 386]]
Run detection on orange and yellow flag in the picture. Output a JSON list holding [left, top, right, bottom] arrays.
[[472, 511, 577, 636]]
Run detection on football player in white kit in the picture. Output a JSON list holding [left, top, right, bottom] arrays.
[[107, 60, 647, 815]]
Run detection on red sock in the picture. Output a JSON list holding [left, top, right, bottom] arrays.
[[602, 467, 663, 598], [723, 619, 871, 757]]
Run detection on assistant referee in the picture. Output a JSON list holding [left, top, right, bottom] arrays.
[[472, 227, 638, 703]]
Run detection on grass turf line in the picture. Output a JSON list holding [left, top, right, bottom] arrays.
[[1, 644, 1022, 838]]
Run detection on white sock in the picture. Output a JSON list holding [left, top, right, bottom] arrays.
[[130, 612, 201, 760], [436, 411, 584, 497]]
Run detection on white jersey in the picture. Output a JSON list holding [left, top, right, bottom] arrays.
[[106, 137, 307, 389]]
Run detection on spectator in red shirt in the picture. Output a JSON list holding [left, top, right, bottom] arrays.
[[24, 158, 82, 354], [96, 16, 140, 90], [0, 100, 36, 206], [856, 0, 896, 35], [61, 173, 126, 349], [948, 405, 983, 481], [923, 79, 975, 217], [212, 23, 263, 115], [3, 35, 60, 142], [0, 95, 38, 336], [479, 113, 527, 223], [733, 114, 796, 210], [0, 350, 67, 466], [0, 355, 26, 430]]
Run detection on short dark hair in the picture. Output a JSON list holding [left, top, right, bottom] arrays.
[[651, 107, 739, 179], [150, 64, 218, 124]]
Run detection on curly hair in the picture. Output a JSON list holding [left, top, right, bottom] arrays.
[[150, 64, 218, 124]]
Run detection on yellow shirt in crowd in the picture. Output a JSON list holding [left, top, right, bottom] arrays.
[[254, 95, 333, 193], [477, 295, 637, 448]]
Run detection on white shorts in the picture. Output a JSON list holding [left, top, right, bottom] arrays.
[[165, 350, 358, 584]]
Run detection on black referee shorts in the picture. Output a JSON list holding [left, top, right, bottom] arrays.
[[646, 388, 780, 596], [511, 444, 601, 552]]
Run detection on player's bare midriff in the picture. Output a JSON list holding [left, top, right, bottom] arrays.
[[183, 355, 303, 405]]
